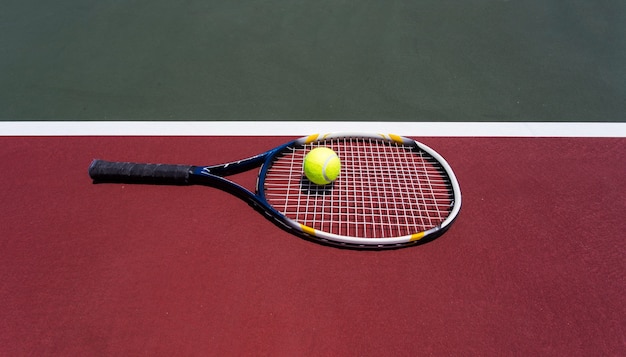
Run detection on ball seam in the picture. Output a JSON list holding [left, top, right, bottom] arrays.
[[321, 154, 336, 183]]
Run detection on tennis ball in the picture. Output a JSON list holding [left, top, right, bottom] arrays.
[[303, 147, 341, 185]]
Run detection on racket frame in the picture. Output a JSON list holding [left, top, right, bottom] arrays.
[[254, 133, 461, 247]]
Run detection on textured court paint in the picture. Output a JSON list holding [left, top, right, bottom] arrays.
[[1, 136, 624, 356], [2, 2, 624, 122]]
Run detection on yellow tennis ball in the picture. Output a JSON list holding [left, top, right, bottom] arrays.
[[303, 147, 341, 185]]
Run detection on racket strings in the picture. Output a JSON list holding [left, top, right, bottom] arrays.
[[263, 138, 453, 239]]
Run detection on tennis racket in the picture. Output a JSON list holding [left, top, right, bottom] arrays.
[[89, 133, 461, 248]]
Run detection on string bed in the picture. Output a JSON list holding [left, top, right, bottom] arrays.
[[263, 137, 453, 239]]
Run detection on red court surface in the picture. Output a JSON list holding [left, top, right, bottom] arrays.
[[1, 136, 624, 356]]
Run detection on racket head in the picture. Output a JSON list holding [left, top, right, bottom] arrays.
[[257, 133, 461, 248]]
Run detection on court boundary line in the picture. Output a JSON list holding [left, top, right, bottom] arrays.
[[1, 121, 624, 137]]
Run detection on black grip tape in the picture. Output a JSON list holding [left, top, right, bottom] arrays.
[[89, 160, 192, 185]]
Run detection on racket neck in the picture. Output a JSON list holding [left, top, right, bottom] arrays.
[[198, 153, 266, 177]]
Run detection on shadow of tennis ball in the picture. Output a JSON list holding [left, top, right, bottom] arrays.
[[300, 176, 335, 196]]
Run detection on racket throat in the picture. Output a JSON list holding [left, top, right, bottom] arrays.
[[199, 154, 265, 177]]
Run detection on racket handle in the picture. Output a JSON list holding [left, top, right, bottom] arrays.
[[89, 160, 192, 185]]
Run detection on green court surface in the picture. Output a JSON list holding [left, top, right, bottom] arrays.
[[2, 0, 625, 122]]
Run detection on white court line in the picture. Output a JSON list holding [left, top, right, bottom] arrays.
[[0, 121, 624, 137]]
